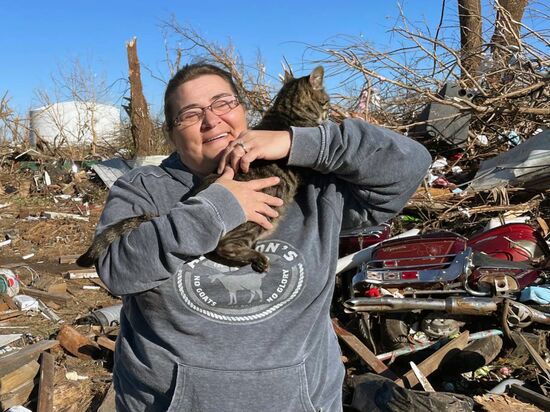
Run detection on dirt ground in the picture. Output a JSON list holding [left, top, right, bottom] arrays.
[[0, 162, 120, 412]]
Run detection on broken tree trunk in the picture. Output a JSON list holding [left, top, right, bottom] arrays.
[[458, 0, 483, 80], [490, 0, 529, 60], [126, 37, 153, 156]]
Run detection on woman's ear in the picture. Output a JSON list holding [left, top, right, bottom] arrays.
[[163, 123, 176, 149]]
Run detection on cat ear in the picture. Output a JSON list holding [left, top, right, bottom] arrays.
[[281, 58, 294, 83], [309, 66, 324, 90], [283, 69, 294, 84]]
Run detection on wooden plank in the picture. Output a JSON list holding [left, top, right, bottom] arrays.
[[0, 340, 59, 376], [331, 318, 400, 382], [0, 379, 35, 411], [509, 384, 550, 410], [66, 268, 99, 274], [97, 336, 116, 352], [97, 383, 116, 412], [0, 310, 24, 321], [0, 334, 22, 348], [19, 287, 70, 305], [65, 269, 98, 279], [43, 211, 89, 221], [397, 331, 470, 389], [0, 296, 18, 311], [0, 360, 40, 394], [36, 351, 55, 412], [33, 277, 67, 294]]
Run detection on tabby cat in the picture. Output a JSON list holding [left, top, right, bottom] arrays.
[[77, 66, 329, 272]]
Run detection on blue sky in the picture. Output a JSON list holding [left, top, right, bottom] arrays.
[[2, 1, 473, 116]]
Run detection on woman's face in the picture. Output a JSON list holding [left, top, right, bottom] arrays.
[[168, 75, 247, 176]]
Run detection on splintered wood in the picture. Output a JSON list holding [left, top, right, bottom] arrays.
[[331, 318, 401, 383], [56, 325, 101, 361], [396, 331, 470, 389]]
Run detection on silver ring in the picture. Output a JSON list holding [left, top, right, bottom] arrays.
[[236, 141, 248, 154]]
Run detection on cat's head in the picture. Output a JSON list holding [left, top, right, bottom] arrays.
[[273, 66, 330, 127]]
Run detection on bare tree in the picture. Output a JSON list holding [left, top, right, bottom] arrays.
[[0, 93, 28, 145], [458, 0, 483, 79]]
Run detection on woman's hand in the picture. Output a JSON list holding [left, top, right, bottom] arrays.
[[217, 129, 292, 174], [215, 167, 283, 230]]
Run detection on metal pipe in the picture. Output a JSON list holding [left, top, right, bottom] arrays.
[[402, 289, 469, 296], [345, 296, 499, 315]]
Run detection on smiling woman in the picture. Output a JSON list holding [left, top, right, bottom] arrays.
[[91, 62, 431, 412], [164, 68, 248, 177]]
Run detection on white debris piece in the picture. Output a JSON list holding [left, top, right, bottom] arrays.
[[430, 157, 448, 170], [476, 134, 488, 146], [43, 211, 89, 221], [13, 295, 39, 311], [65, 371, 89, 381]]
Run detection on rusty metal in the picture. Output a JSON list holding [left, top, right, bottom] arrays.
[[508, 300, 550, 326], [345, 296, 499, 315], [345, 296, 550, 327]]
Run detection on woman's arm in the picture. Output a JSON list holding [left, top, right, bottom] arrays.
[[95, 170, 246, 295], [288, 119, 431, 228]]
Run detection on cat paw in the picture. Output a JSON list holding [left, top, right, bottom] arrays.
[[251, 256, 269, 273]]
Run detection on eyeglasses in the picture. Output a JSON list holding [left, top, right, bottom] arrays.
[[172, 95, 241, 128]]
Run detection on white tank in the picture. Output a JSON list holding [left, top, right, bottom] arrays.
[[29, 101, 120, 146]]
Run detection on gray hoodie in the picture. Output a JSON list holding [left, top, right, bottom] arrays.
[[96, 119, 431, 412]]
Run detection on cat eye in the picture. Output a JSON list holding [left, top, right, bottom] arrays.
[[172, 95, 241, 128]]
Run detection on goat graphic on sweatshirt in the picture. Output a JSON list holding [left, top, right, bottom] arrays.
[[208, 272, 267, 305]]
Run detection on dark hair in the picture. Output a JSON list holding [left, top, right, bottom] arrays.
[[164, 63, 241, 130]]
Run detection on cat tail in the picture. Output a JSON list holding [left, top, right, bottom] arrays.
[[76, 213, 157, 267], [76, 247, 99, 267]]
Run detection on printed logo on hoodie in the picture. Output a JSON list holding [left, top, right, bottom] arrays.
[[175, 240, 305, 324]]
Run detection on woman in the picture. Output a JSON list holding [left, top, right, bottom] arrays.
[[96, 63, 431, 412]]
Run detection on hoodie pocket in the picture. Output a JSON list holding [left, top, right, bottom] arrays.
[[167, 361, 317, 412]]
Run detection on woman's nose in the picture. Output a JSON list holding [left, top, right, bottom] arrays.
[[200, 108, 221, 130]]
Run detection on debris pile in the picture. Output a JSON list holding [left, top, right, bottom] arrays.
[[0, 114, 549, 412]]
